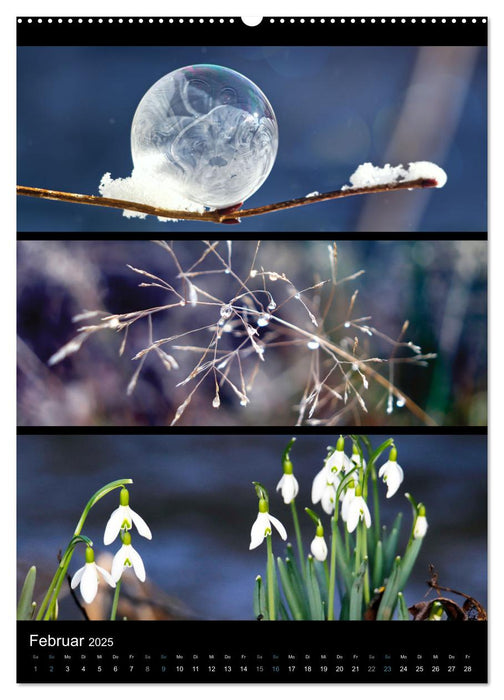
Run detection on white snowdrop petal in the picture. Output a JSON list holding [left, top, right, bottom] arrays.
[[310, 535, 328, 562], [112, 545, 128, 582], [325, 449, 343, 473], [289, 475, 300, 501], [249, 512, 269, 550], [80, 563, 99, 604], [129, 548, 146, 582], [130, 509, 153, 540], [362, 501, 372, 528], [414, 516, 428, 539], [321, 485, 336, 515], [311, 468, 327, 504], [96, 565, 116, 589], [70, 565, 85, 590], [385, 469, 401, 498], [346, 501, 360, 533], [380, 461, 404, 498], [104, 506, 128, 545], [344, 454, 357, 471], [268, 514, 287, 541], [278, 474, 299, 504], [341, 488, 356, 522]]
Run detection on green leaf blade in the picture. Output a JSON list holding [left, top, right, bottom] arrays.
[[383, 512, 403, 576], [376, 556, 402, 620], [306, 556, 325, 620], [277, 557, 304, 620], [17, 566, 37, 620], [253, 575, 268, 620], [349, 558, 368, 620]]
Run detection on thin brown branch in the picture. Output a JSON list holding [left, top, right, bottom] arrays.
[[17, 177, 440, 224]]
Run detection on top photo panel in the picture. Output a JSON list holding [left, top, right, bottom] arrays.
[[16, 18, 487, 233]]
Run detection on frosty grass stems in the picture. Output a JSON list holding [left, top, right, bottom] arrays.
[[47, 240, 436, 426], [250, 436, 429, 621], [17, 480, 152, 621]]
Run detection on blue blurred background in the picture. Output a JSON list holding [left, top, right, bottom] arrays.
[[17, 45, 487, 232], [17, 432, 487, 620]]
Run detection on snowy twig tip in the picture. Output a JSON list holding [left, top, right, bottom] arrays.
[[346, 161, 447, 190]]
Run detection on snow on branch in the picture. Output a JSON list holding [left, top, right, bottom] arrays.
[[17, 161, 447, 225]]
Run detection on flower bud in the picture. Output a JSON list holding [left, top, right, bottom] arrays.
[[310, 533, 328, 562], [413, 505, 428, 539]]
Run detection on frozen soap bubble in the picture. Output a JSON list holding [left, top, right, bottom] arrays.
[[130, 64, 279, 209]]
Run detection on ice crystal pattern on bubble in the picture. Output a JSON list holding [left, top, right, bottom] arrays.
[[131, 64, 279, 209]]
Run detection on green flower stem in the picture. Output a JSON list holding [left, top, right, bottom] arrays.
[[36, 564, 66, 621], [37, 536, 91, 620], [73, 479, 133, 536], [371, 465, 381, 546], [46, 569, 72, 620], [266, 534, 275, 620], [344, 526, 350, 561], [43, 537, 93, 620], [327, 516, 338, 621], [359, 521, 370, 606], [290, 500, 306, 578], [39, 561, 74, 621], [110, 579, 121, 621], [323, 560, 330, 591], [36, 479, 132, 621], [355, 525, 361, 575]]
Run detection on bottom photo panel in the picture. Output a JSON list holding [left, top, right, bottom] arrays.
[[17, 431, 487, 683]]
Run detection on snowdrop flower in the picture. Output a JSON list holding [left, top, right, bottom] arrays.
[[249, 498, 287, 550], [276, 457, 299, 505], [320, 482, 337, 515], [71, 546, 115, 604], [325, 436, 352, 476], [104, 487, 152, 545], [312, 465, 332, 504], [346, 485, 372, 533], [312, 436, 347, 504], [413, 504, 428, 539], [378, 446, 404, 498], [277, 472, 299, 504], [351, 443, 366, 469], [310, 524, 328, 562], [111, 531, 147, 582], [341, 480, 356, 522]]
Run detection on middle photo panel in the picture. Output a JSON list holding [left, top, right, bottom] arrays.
[[17, 238, 487, 429]]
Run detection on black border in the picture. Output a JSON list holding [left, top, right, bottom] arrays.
[[17, 16, 488, 47], [18, 620, 488, 683], [17, 426, 488, 436], [17, 232, 489, 242]]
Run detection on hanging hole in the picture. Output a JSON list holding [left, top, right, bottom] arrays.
[[241, 16, 263, 27]]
